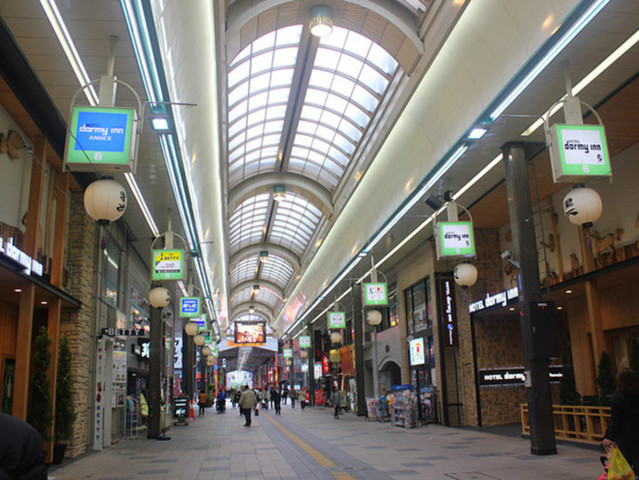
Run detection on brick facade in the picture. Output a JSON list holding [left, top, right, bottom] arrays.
[[60, 192, 99, 458]]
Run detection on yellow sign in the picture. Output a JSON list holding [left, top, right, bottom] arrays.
[[152, 249, 184, 280]]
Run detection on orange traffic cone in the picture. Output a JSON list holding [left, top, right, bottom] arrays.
[[190, 401, 195, 420]]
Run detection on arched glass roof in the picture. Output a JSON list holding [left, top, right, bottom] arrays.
[[226, 23, 401, 325]]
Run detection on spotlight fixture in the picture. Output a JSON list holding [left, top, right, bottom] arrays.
[[425, 194, 444, 211], [249, 305, 255, 313], [150, 115, 171, 132], [259, 251, 269, 262], [272, 184, 286, 202], [309, 5, 333, 37], [252, 284, 260, 293]]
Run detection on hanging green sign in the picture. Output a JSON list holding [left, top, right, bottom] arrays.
[[152, 249, 184, 280], [299, 336, 311, 349], [64, 105, 137, 173], [363, 283, 388, 306], [199, 329, 212, 343], [179, 297, 201, 318], [436, 221, 476, 259], [283, 348, 293, 358], [549, 124, 611, 182], [328, 312, 346, 329]]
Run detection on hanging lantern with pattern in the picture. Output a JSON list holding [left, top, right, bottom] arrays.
[[84, 178, 127, 225]]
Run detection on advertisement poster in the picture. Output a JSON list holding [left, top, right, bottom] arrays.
[[364, 283, 388, 306], [152, 249, 184, 280], [328, 311, 346, 329]]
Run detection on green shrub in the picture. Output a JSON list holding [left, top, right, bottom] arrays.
[[54, 335, 75, 443], [27, 327, 53, 441], [596, 351, 616, 406]]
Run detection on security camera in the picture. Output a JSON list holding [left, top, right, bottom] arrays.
[[501, 250, 513, 259]]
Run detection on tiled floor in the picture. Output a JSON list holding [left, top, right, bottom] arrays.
[[49, 402, 601, 479]]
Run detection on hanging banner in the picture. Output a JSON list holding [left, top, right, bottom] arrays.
[[152, 249, 184, 280], [439, 278, 458, 347], [363, 283, 388, 306], [179, 297, 201, 318], [435, 221, 476, 259], [64, 106, 137, 173], [283, 348, 293, 358], [299, 336, 311, 348], [549, 124, 611, 182], [328, 311, 346, 329]]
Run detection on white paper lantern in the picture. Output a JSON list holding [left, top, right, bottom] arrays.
[[300, 349, 308, 359], [454, 263, 478, 288], [286, 359, 292, 366], [563, 187, 602, 226], [84, 178, 127, 224], [148, 287, 170, 308], [366, 310, 383, 326], [330, 331, 342, 344], [201, 346, 212, 356], [185, 322, 199, 336], [194, 334, 205, 346], [206, 356, 214, 366]]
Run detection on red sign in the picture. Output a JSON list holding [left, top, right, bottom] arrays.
[[322, 353, 330, 374], [314, 389, 325, 406]]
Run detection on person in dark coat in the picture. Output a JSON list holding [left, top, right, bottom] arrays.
[[603, 368, 639, 473], [0, 412, 48, 479], [271, 387, 281, 415]]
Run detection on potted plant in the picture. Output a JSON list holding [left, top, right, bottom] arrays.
[[27, 327, 53, 443], [53, 335, 75, 464], [596, 351, 616, 406]]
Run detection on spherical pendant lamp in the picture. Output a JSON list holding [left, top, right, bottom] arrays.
[[185, 322, 199, 336], [194, 334, 205, 346], [300, 349, 308, 359], [563, 187, 603, 227], [148, 287, 170, 308], [366, 310, 383, 326], [454, 263, 478, 288], [202, 346, 212, 356], [84, 178, 127, 225], [330, 331, 342, 345]]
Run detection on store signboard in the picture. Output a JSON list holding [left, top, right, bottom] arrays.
[[549, 124, 611, 182], [322, 353, 331, 374], [194, 314, 207, 328], [283, 348, 293, 358], [65, 106, 137, 172], [440, 278, 458, 347], [314, 363, 322, 378], [409, 337, 425, 366], [152, 249, 184, 280], [299, 336, 311, 348], [328, 311, 346, 329], [479, 366, 563, 386], [199, 329, 212, 343], [436, 221, 475, 259], [0, 237, 43, 277], [363, 283, 388, 306], [179, 297, 201, 317], [469, 287, 519, 313]]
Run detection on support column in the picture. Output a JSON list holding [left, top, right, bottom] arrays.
[[308, 331, 315, 405], [147, 303, 162, 438], [13, 285, 36, 420], [578, 227, 605, 365], [352, 284, 366, 416], [502, 142, 557, 455], [45, 298, 62, 461], [183, 331, 194, 400]]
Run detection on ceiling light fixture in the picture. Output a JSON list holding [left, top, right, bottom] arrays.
[[150, 115, 171, 132], [124, 173, 160, 237], [259, 251, 269, 263], [468, 127, 488, 139], [272, 184, 286, 202], [488, 0, 609, 122], [309, 5, 333, 37]]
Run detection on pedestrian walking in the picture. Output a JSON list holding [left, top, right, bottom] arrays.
[[238, 385, 258, 427], [271, 388, 281, 415], [282, 385, 289, 405], [331, 386, 341, 419], [198, 389, 207, 416], [0, 413, 48, 479], [290, 387, 297, 408]]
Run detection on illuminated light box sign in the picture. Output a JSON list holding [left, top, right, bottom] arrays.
[[179, 297, 201, 318], [199, 329, 212, 343], [0, 237, 43, 276], [314, 363, 322, 378], [479, 366, 563, 387], [152, 249, 184, 280], [194, 314, 206, 328], [469, 287, 519, 313], [436, 221, 476, 259], [409, 337, 425, 366], [299, 336, 311, 349], [234, 321, 266, 345], [283, 348, 293, 358], [440, 278, 458, 347], [328, 311, 346, 329], [364, 283, 388, 306], [64, 106, 137, 172], [549, 124, 611, 182]]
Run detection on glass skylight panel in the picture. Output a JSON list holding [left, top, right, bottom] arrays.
[[231, 256, 259, 285], [260, 255, 293, 287], [229, 194, 269, 250], [255, 289, 282, 309], [231, 288, 252, 307]]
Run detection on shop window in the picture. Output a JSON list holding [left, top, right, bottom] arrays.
[[130, 286, 150, 334], [102, 234, 121, 307], [388, 290, 399, 328], [404, 277, 432, 334]]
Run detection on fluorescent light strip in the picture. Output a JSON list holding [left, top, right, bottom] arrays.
[[40, 0, 98, 105], [120, 0, 159, 103], [124, 173, 160, 237], [452, 153, 503, 200], [177, 280, 188, 297], [522, 28, 639, 136], [489, 0, 609, 121]]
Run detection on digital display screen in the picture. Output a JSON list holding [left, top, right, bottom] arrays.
[[234, 321, 266, 345]]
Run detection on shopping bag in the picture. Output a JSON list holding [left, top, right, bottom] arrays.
[[608, 447, 635, 480], [254, 408, 259, 416]]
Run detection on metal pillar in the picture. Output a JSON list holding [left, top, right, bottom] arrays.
[[308, 330, 315, 405], [147, 302, 162, 438], [352, 284, 366, 416], [502, 142, 557, 455], [183, 330, 194, 399]]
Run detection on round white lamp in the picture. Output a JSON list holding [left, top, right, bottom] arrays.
[[454, 263, 478, 288], [286, 359, 293, 366], [148, 287, 170, 308], [84, 178, 127, 225], [366, 310, 383, 326], [185, 322, 199, 336], [300, 350, 308, 359], [194, 334, 205, 346], [206, 356, 215, 366], [202, 346, 212, 356], [330, 331, 342, 344], [563, 187, 602, 227]]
